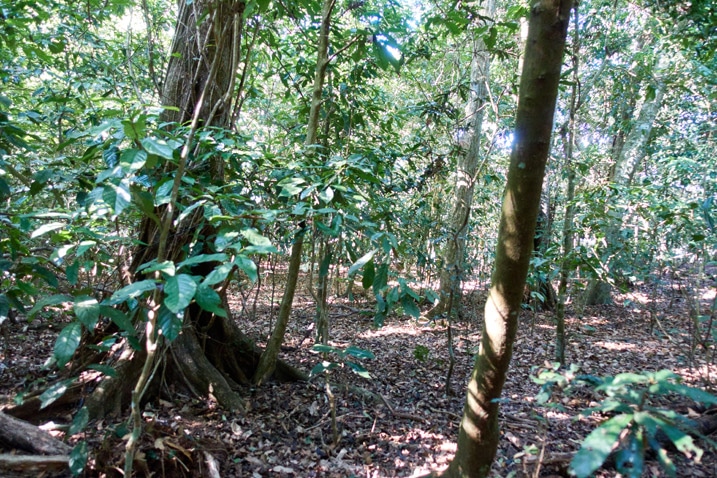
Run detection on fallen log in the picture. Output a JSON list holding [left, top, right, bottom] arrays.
[[0, 412, 71, 455]]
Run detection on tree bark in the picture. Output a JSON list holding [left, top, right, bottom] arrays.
[[442, 1, 573, 476], [0, 412, 71, 455], [431, 0, 495, 319], [583, 74, 666, 305], [253, 0, 336, 385], [555, 5, 581, 365]]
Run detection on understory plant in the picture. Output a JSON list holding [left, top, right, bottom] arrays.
[[534, 364, 717, 477]]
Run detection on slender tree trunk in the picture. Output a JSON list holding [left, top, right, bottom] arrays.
[[583, 73, 666, 305], [252, 0, 336, 385], [431, 0, 495, 319], [441, 1, 573, 476], [555, 5, 581, 365]]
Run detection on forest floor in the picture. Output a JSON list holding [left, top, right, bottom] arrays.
[[1, 271, 717, 477]]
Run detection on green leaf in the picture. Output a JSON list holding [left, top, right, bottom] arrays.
[[194, 285, 227, 317], [73, 296, 100, 329], [54, 322, 82, 368], [157, 305, 183, 341], [312, 344, 339, 354], [120, 149, 147, 172], [39, 379, 73, 409], [28, 294, 73, 319], [570, 414, 634, 478], [106, 280, 157, 305], [137, 260, 176, 276], [30, 222, 65, 238], [177, 253, 228, 271], [348, 250, 376, 277], [141, 137, 176, 159], [164, 274, 197, 313], [241, 228, 272, 246], [235, 256, 258, 282], [373, 263, 389, 294], [615, 426, 644, 477], [202, 263, 233, 287], [362, 260, 375, 289], [99, 306, 134, 332], [68, 407, 89, 435], [401, 295, 421, 319], [345, 361, 371, 379], [344, 346, 375, 360], [309, 361, 338, 377], [69, 441, 88, 476]]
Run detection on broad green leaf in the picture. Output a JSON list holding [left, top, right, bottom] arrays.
[[278, 177, 305, 196], [346, 361, 371, 379], [362, 260, 375, 289], [241, 228, 272, 246], [157, 305, 183, 341], [75, 240, 96, 257], [164, 274, 197, 313], [344, 346, 375, 359], [137, 260, 176, 276], [615, 426, 644, 477], [659, 421, 703, 461], [177, 253, 227, 271], [68, 407, 89, 435], [99, 306, 134, 332], [28, 294, 73, 319], [348, 250, 376, 277], [141, 137, 176, 159], [120, 149, 147, 172], [570, 414, 634, 478], [39, 379, 74, 409], [106, 280, 157, 305], [73, 296, 100, 329], [401, 296, 421, 319], [373, 263, 389, 294], [69, 441, 88, 476], [312, 344, 338, 354], [202, 263, 233, 287], [194, 285, 227, 317], [310, 361, 338, 377], [54, 322, 82, 367], [30, 222, 65, 238]]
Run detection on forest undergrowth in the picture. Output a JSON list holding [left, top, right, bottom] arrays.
[[1, 270, 716, 477]]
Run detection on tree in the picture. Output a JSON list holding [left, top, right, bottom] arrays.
[[429, 0, 496, 320], [438, 0, 573, 475]]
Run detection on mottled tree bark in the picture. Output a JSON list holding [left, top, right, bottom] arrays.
[[441, 1, 573, 476], [430, 0, 494, 319]]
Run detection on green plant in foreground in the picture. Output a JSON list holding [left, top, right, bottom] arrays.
[[533, 365, 717, 477]]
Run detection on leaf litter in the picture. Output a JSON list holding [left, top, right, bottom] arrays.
[[1, 273, 716, 477]]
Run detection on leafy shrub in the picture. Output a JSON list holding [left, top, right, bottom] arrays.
[[534, 365, 717, 477]]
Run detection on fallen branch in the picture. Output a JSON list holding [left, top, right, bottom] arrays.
[[0, 454, 69, 473], [0, 412, 71, 455]]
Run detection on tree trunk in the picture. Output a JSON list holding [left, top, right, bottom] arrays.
[[555, 5, 581, 365], [441, 1, 573, 476], [83, 0, 307, 422], [583, 75, 666, 305], [430, 0, 495, 319], [253, 0, 336, 385]]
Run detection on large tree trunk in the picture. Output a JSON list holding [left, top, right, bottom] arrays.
[[430, 0, 494, 319], [440, 1, 573, 476], [84, 0, 306, 422]]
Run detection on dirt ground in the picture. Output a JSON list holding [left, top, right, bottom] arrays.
[[1, 271, 716, 477]]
